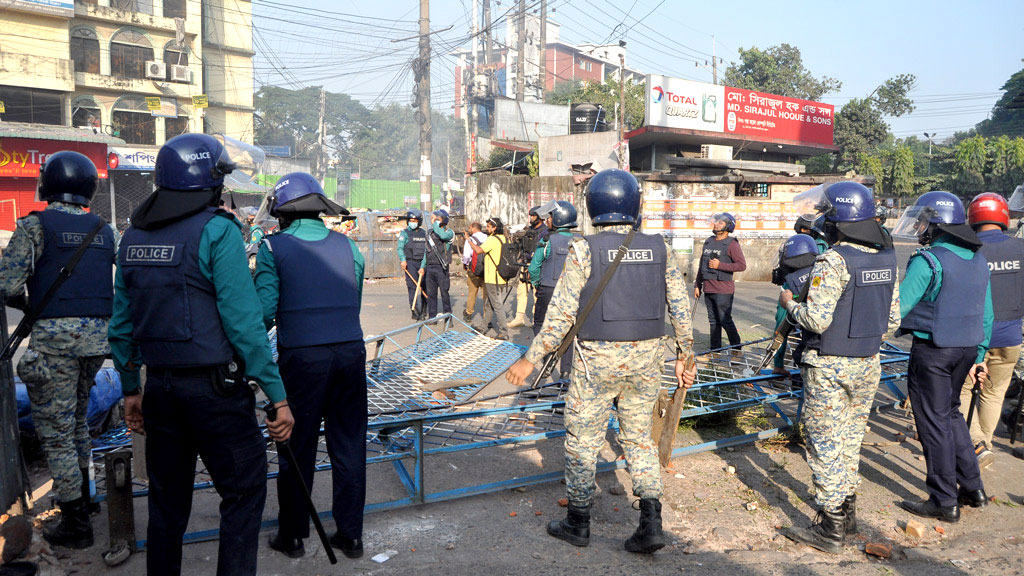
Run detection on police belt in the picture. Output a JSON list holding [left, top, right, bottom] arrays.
[[147, 360, 250, 397]]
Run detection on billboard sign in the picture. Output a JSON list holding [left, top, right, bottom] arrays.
[[4, 0, 74, 18], [645, 74, 835, 147], [0, 138, 109, 178], [111, 147, 158, 171]]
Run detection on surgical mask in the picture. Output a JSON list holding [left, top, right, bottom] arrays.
[[409, 222, 419, 230]]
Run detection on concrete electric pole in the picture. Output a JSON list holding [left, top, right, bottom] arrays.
[[515, 0, 525, 102], [618, 47, 626, 169], [539, 0, 547, 99], [317, 88, 326, 181], [417, 0, 432, 211]]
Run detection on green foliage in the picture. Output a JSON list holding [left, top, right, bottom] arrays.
[[857, 152, 885, 184], [977, 64, 1024, 138], [872, 74, 917, 117], [989, 135, 1024, 192], [952, 135, 989, 194], [527, 144, 539, 177], [546, 78, 646, 130], [833, 98, 890, 171], [254, 86, 370, 164], [886, 146, 915, 197], [722, 44, 841, 100]]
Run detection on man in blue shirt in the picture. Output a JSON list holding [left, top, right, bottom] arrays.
[[892, 191, 992, 523], [959, 193, 1024, 468], [254, 173, 367, 560], [424, 209, 454, 318]]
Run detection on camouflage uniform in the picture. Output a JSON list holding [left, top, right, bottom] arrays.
[[524, 225, 693, 506], [784, 243, 901, 512], [0, 203, 117, 502]]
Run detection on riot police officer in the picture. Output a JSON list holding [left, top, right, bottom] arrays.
[[794, 214, 831, 254], [961, 193, 1024, 468], [769, 233, 820, 376], [528, 200, 578, 379], [109, 133, 293, 576], [892, 191, 992, 522], [424, 209, 454, 318], [0, 151, 116, 549], [398, 211, 427, 320], [254, 173, 368, 560], [506, 169, 696, 554], [781, 182, 900, 553]]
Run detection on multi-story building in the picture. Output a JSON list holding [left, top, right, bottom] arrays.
[[0, 0, 254, 146]]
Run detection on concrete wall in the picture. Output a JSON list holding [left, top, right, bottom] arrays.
[[493, 98, 569, 142], [538, 131, 619, 177]]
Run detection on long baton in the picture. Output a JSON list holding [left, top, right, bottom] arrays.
[[403, 268, 429, 302], [262, 403, 337, 565], [966, 380, 981, 430]]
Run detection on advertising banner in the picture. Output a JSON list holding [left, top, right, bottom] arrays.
[[5, 0, 74, 18], [0, 138, 109, 178], [645, 75, 835, 147], [110, 147, 158, 171]]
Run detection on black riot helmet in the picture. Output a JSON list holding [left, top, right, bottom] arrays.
[[37, 151, 99, 207], [585, 169, 641, 226]]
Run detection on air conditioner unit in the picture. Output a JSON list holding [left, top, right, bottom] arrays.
[[169, 65, 191, 83], [145, 60, 166, 80]]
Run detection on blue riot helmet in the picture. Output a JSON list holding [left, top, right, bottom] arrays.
[[891, 190, 979, 247], [585, 169, 641, 226], [710, 212, 736, 233], [433, 209, 449, 226], [270, 172, 347, 217], [781, 233, 820, 270], [37, 151, 98, 206], [793, 182, 875, 223], [155, 133, 264, 192], [536, 200, 578, 228]]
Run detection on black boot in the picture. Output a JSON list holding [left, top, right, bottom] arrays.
[[546, 503, 590, 547], [898, 499, 960, 523], [957, 488, 988, 509], [268, 532, 305, 558], [42, 497, 94, 549], [842, 495, 857, 534], [328, 532, 363, 559], [784, 508, 846, 554], [81, 467, 100, 515], [624, 498, 665, 554]]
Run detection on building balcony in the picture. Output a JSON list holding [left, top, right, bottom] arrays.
[[74, 4, 201, 36], [75, 71, 198, 99], [0, 53, 74, 92]]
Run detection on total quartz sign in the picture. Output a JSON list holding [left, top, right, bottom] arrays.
[[645, 74, 835, 147]]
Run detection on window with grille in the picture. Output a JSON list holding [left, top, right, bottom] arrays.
[[112, 97, 155, 145], [165, 115, 190, 138], [110, 30, 153, 79], [70, 28, 100, 74], [72, 98, 101, 129]]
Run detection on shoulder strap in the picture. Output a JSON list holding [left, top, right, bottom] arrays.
[[914, 248, 941, 300]]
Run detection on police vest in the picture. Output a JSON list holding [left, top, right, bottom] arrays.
[[978, 234, 1024, 322], [27, 210, 115, 319], [784, 266, 813, 295], [700, 236, 735, 281], [523, 223, 548, 255], [900, 246, 988, 348], [425, 229, 451, 269], [540, 232, 575, 288], [403, 227, 427, 261], [805, 244, 896, 357], [120, 207, 234, 367], [577, 232, 667, 342], [268, 231, 364, 348]]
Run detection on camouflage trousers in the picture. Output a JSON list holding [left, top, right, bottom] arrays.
[[18, 349, 105, 502], [563, 349, 663, 507], [800, 355, 880, 512]]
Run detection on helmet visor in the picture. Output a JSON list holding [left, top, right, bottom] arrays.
[[890, 206, 936, 239], [792, 184, 832, 220], [1009, 185, 1024, 215], [213, 134, 265, 189], [535, 200, 559, 218]]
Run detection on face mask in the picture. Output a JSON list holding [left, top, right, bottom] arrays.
[[409, 222, 419, 230]]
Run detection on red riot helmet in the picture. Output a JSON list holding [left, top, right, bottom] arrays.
[[967, 192, 1010, 230]]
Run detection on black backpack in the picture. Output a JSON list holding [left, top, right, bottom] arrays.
[[488, 236, 519, 281], [468, 236, 485, 277]]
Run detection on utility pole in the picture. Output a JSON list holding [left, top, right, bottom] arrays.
[[317, 88, 326, 181], [539, 0, 547, 98], [468, 0, 479, 173], [618, 49, 626, 169], [482, 0, 492, 65], [417, 0, 432, 211], [515, 0, 525, 101], [712, 35, 718, 84]]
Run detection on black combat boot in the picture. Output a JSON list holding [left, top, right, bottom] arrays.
[[81, 467, 100, 515], [842, 494, 857, 534], [268, 532, 305, 558], [784, 508, 846, 554], [328, 532, 364, 559], [546, 503, 590, 547], [42, 497, 94, 549], [624, 498, 666, 554]]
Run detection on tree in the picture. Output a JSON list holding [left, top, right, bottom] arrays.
[[347, 105, 466, 182], [722, 44, 841, 100], [885, 146, 914, 198], [857, 152, 885, 185], [976, 63, 1024, 138], [951, 135, 988, 195], [832, 98, 890, 171], [546, 78, 646, 131], [988, 135, 1024, 192]]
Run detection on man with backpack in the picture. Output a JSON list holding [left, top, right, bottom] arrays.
[[462, 222, 488, 321], [467, 217, 516, 339]]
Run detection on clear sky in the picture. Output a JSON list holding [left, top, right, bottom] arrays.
[[252, 0, 1023, 142]]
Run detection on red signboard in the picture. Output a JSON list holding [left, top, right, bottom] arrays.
[[0, 138, 109, 179], [723, 88, 834, 147]]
